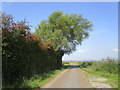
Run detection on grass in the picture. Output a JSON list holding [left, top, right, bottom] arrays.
[[20, 62, 71, 88], [20, 68, 65, 88], [79, 58, 119, 88], [82, 68, 118, 88]]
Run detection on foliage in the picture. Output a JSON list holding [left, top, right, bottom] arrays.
[[82, 68, 118, 88], [62, 61, 69, 65], [80, 57, 118, 74], [80, 61, 92, 68], [35, 11, 93, 54], [21, 68, 64, 88], [80, 58, 119, 88], [2, 13, 62, 88]]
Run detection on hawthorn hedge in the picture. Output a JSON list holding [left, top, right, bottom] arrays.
[[2, 13, 62, 87]]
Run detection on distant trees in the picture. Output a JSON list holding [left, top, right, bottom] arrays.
[[35, 11, 93, 66]]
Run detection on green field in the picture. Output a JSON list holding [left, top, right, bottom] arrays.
[[79, 57, 119, 88]]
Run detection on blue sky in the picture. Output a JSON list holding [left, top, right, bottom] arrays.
[[2, 2, 118, 61]]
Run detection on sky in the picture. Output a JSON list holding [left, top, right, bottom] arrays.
[[2, 2, 118, 61]]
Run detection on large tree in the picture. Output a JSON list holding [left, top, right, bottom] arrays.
[[35, 11, 93, 65]]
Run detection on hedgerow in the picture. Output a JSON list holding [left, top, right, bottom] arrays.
[[2, 13, 62, 88]]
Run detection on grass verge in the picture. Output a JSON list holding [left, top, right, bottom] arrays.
[[20, 68, 65, 88], [82, 68, 118, 88]]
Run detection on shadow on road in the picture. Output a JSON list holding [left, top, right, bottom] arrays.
[[63, 64, 79, 69], [69, 65, 79, 69]]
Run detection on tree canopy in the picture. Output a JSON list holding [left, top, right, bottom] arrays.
[[35, 11, 93, 54]]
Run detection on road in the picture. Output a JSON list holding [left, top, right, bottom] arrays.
[[41, 65, 91, 88]]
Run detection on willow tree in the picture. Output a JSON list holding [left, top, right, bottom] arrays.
[[35, 11, 93, 67]]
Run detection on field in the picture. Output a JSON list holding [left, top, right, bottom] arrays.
[[79, 57, 119, 88]]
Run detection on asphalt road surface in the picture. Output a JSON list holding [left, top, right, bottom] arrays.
[[41, 65, 91, 88]]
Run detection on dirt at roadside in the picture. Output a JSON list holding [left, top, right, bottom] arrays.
[[88, 76, 112, 88]]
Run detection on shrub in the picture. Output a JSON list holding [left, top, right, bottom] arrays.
[[2, 13, 62, 88], [80, 57, 118, 74]]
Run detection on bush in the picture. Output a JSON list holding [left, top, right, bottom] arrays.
[[2, 13, 62, 88], [80, 61, 92, 68], [80, 57, 118, 74], [62, 61, 69, 65]]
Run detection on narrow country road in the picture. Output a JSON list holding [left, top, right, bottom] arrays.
[[41, 65, 91, 88]]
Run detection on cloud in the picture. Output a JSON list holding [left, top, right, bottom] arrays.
[[113, 48, 119, 52], [77, 49, 86, 53]]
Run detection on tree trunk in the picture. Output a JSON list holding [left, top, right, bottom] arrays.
[[56, 50, 64, 69]]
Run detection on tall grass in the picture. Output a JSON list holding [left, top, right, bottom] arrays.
[[20, 68, 64, 88], [80, 57, 119, 88], [80, 57, 118, 74]]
